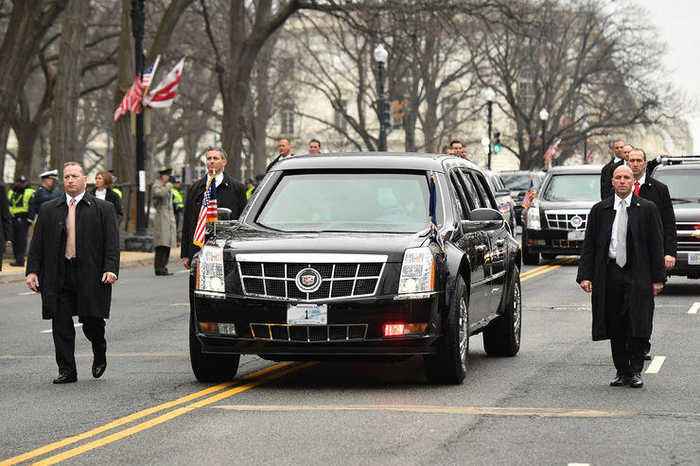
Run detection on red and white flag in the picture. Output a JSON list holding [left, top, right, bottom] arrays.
[[141, 55, 160, 89], [192, 180, 218, 248], [113, 77, 144, 122], [543, 137, 562, 162], [144, 58, 185, 109]]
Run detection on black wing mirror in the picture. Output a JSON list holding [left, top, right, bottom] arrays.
[[460, 208, 505, 232], [217, 207, 232, 221]]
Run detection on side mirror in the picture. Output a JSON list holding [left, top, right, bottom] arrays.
[[460, 208, 505, 232], [217, 207, 232, 221]]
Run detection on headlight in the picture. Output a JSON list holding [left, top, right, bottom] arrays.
[[398, 247, 436, 294], [196, 245, 225, 294], [527, 203, 541, 230]]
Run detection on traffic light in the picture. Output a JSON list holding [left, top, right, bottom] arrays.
[[381, 99, 392, 129], [390, 99, 405, 129], [493, 131, 502, 154]]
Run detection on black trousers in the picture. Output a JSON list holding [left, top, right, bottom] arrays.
[[52, 259, 106, 375], [605, 260, 646, 376], [11, 216, 29, 265], [154, 246, 171, 273]]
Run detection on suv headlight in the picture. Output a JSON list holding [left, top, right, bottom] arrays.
[[527, 203, 541, 230], [398, 247, 436, 294], [196, 245, 226, 294]]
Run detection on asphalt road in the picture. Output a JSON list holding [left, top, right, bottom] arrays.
[[1, 258, 698, 466]]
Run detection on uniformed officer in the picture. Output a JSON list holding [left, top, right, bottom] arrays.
[[29, 169, 62, 222], [7, 175, 35, 267], [171, 177, 185, 242], [152, 167, 178, 276]]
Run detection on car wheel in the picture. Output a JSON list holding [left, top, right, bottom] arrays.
[[521, 232, 540, 265], [424, 276, 469, 385], [483, 267, 522, 357], [189, 311, 240, 382]]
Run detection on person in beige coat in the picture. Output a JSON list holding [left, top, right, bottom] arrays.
[[152, 167, 177, 276]]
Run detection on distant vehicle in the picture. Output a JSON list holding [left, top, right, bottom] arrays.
[[189, 153, 522, 385], [484, 170, 517, 232], [652, 156, 700, 279], [521, 165, 602, 265], [499, 170, 546, 226]]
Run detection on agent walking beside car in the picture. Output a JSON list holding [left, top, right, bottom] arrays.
[[181, 147, 247, 269], [600, 139, 626, 200], [25, 162, 119, 384], [577, 165, 665, 388]]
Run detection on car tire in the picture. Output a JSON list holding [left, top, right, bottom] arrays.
[[424, 276, 469, 385], [483, 267, 522, 357], [189, 311, 240, 382], [521, 232, 540, 265]]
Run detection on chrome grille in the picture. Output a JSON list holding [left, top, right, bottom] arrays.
[[551, 239, 583, 249], [676, 222, 700, 251], [238, 261, 384, 301], [250, 323, 367, 342], [545, 210, 589, 231]]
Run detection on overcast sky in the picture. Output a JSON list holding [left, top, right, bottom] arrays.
[[636, 0, 699, 152]]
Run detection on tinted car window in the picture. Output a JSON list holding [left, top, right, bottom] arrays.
[[653, 168, 700, 199], [470, 171, 498, 210], [449, 171, 472, 219], [500, 173, 532, 191], [542, 174, 599, 202], [257, 172, 433, 233], [457, 170, 483, 208]]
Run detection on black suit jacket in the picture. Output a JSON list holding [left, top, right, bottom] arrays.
[[91, 188, 123, 223], [600, 158, 625, 200], [638, 177, 676, 257], [181, 172, 247, 260]]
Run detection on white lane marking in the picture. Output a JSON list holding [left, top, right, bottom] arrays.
[[18, 291, 36, 296], [170, 303, 188, 307], [40, 323, 82, 334], [568, 464, 590, 466], [645, 356, 666, 374], [688, 302, 700, 314], [175, 270, 189, 275]]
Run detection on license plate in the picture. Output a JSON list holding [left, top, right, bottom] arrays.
[[689, 252, 700, 265], [287, 303, 328, 325], [567, 230, 585, 241]]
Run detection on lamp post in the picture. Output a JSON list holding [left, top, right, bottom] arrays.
[[374, 44, 388, 151], [539, 108, 549, 164], [132, 0, 146, 236], [484, 88, 496, 169]]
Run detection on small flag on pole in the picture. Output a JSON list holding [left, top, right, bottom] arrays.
[[193, 179, 218, 248], [144, 58, 185, 109], [141, 55, 160, 89], [113, 77, 144, 122]]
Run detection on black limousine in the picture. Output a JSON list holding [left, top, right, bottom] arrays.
[[189, 153, 522, 384]]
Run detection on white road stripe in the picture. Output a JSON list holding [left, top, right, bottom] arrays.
[[18, 291, 36, 296], [40, 323, 82, 334], [175, 270, 189, 275], [688, 302, 700, 314], [568, 463, 590, 466], [645, 356, 666, 374]]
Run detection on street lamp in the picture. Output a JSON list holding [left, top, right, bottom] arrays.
[[374, 44, 388, 151], [539, 107, 549, 163], [484, 88, 496, 169]]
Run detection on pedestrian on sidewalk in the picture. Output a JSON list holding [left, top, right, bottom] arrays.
[[0, 181, 12, 271], [181, 147, 246, 269], [577, 165, 665, 388], [152, 167, 178, 276], [25, 162, 119, 384]]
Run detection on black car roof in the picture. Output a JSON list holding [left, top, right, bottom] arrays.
[[269, 152, 483, 173], [545, 165, 603, 174]]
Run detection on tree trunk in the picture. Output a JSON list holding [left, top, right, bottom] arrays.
[[111, 0, 135, 185], [50, 0, 90, 171], [0, 125, 9, 182], [14, 126, 39, 180]]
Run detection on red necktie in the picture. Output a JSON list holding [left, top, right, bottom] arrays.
[[634, 181, 640, 196]]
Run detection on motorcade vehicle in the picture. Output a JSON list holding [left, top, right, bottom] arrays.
[[189, 153, 522, 385], [499, 170, 545, 226], [521, 165, 601, 265], [652, 156, 700, 279], [484, 170, 517, 232]]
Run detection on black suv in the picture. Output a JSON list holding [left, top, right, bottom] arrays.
[[652, 157, 700, 279], [189, 153, 522, 384], [499, 170, 545, 226]]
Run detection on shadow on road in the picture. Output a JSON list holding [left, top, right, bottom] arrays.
[[661, 280, 700, 296]]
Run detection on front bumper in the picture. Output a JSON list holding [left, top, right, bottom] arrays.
[[192, 293, 443, 356], [524, 229, 584, 255], [668, 250, 700, 278]]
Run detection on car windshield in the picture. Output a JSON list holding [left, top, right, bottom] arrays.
[[501, 173, 540, 191], [653, 169, 700, 200], [542, 174, 599, 202], [257, 172, 433, 232]]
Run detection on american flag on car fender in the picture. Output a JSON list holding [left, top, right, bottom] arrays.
[[193, 180, 218, 248]]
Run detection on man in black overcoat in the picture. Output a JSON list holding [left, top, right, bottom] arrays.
[[0, 181, 12, 271], [577, 165, 665, 388], [600, 139, 627, 200], [26, 162, 119, 384], [181, 147, 247, 269]]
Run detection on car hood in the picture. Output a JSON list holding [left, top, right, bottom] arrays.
[[210, 222, 429, 262], [672, 201, 700, 223], [537, 199, 598, 211]]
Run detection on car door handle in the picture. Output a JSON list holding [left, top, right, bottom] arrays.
[[496, 239, 505, 247]]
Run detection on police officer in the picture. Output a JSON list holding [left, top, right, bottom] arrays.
[[171, 176, 184, 242], [29, 169, 62, 222], [8, 175, 35, 267]]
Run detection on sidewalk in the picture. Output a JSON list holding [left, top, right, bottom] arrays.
[[0, 247, 182, 284]]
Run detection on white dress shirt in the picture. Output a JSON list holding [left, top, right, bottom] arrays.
[[609, 193, 632, 259], [94, 188, 107, 200], [66, 191, 86, 205], [208, 172, 224, 188]]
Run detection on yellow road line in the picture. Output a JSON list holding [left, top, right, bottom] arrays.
[[211, 404, 636, 418], [31, 362, 315, 466], [519, 264, 553, 278], [521, 265, 561, 281], [0, 362, 297, 466]]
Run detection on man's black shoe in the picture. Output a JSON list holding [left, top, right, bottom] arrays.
[[92, 354, 106, 379], [53, 373, 77, 384], [629, 373, 644, 388], [609, 374, 629, 387], [10, 262, 24, 267], [155, 270, 173, 276], [643, 353, 652, 361]]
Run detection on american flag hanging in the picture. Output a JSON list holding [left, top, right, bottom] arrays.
[[113, 77, 144, 122], [192, 181, 218, 248]]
